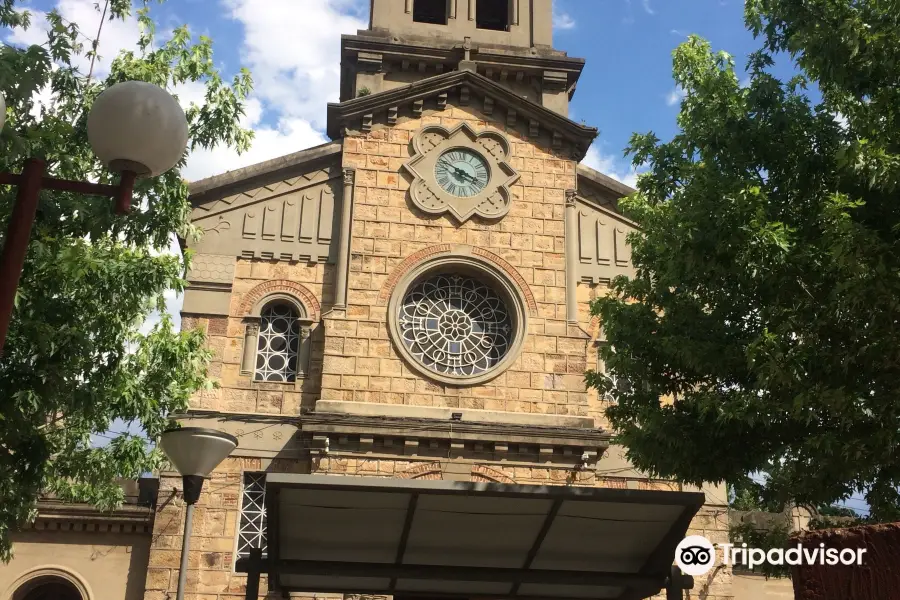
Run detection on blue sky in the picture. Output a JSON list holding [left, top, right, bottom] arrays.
[[7, 0, 785, 186]]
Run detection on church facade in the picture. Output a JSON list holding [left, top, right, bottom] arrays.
[[144, 2, 733, 599]]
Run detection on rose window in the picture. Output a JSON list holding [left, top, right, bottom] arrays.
[[398, 274, 513, 377]]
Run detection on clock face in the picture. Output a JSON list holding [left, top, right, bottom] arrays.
[[434, 149, 491, 197]]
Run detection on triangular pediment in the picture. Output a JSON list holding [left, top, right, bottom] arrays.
[[188, 141, 343, 207], [326, 70, 598, 161], [184, 142, 343, 265]]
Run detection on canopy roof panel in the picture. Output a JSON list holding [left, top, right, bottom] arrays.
[[239, 474, 705, 600]]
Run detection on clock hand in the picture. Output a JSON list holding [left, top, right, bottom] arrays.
[[451, 166, 479, 185]]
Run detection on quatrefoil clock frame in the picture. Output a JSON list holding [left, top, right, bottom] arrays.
[[402, 123, 520, 223]]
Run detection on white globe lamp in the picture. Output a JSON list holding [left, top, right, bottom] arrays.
[[87, 81, 188, 178]]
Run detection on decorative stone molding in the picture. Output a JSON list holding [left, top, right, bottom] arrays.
[[4, 566, 94, 600], [187, 253, 235, 284], [396, 461, 443, 480], [335, 168, 356, 307], [484, 96, 494, 115], [402, 123, 520, 223], [237, 279, 321, 321], [240, 321, 261, 375], [573, 194, 637, 285], [327, 70, 598, 160], [471, 464, 517, 484]]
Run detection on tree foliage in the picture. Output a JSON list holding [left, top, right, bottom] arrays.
[[588, 0, 900, 521], [0, 0, 252, 560]]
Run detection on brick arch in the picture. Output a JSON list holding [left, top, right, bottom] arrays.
[[377, 245, 452, 305], [396, 461, 443, 480], [237, 279, 321, 321], [377, 244, 538, 317], [471, 247, 538, 316], [588, 315, 601, 341], [471, 465, 517, 484]]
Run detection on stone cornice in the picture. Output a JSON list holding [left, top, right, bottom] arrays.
[[187, 141, 343, 204], [302, 411, 611, 451], [23, 500, 155, 533], [342, 34, 586, 78], [326, 70, 598, 159], [577, 163, 637, 198]]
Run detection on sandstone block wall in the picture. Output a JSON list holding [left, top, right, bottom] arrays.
[[183, 259, 333, 415], [322, 102, 592, 417]]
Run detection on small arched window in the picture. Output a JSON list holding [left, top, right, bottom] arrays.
[[254, 301, 301, 382]]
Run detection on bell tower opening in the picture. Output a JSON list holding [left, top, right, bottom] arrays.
[[347, 0, 581, 116], [413, 0, 448, 25], [476, 0, 510, 31]]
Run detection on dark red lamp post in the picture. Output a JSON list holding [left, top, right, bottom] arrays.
[[0, 81, 189, 354]]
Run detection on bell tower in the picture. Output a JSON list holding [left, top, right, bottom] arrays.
[[369, 0, 553, 49], [340, 0, 584, 116]]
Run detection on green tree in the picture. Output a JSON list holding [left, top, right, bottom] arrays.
[[587, 0, 900, 522], [0, 0, 253, 560]]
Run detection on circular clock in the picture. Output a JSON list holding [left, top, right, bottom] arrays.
[[434, 148, 490, 197]]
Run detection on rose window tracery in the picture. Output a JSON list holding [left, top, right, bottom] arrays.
[[398, 274, 513, 377]]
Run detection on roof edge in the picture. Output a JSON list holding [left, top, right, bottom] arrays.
[[576, 163, 637, 198], [188, 140, 343, 200], [327, 70, 598, 158]]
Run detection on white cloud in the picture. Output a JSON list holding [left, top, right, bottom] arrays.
[[642, 0, 656, 15], [553, 9, 576, 30], [582, 144, 640, 189], [666, 85, 687, 106], [180, 88, 329, 182], [6, 0, 142, 79], [223, 0, 366, 131]]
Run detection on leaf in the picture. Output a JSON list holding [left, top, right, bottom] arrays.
[[0, 0, 253, 562], [590, 0, 900, 524]]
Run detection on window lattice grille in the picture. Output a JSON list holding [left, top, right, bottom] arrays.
[[398, 274, 512, 377], [237, 472, 267, 559], [254, 302, 300, 382], [597, 345, 634, 400]]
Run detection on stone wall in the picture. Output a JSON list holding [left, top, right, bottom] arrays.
[[321, 101, 592, 418], [183, 259, 333, 415], [1, 529, 151, 600], [162, 94, 734, 600]]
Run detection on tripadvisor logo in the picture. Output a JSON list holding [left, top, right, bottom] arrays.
[[675, 535, 867, 576]]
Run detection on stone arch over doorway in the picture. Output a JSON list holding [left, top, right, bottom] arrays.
[[5, 567, 92, 600]]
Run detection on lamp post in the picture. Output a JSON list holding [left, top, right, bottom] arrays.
[[159, 427, 239, 600], [0, 81, 189, 354]]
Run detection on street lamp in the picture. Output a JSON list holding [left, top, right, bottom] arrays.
[[159, 427, 239, 600], [0, 81, 189, 354]]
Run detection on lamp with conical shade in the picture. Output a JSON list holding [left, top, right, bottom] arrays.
[[159, 427, 238, 502], [159, 427, 238, 600]]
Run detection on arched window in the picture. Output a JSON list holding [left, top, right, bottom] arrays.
[[13, 576, 83, 600], [254, 301, 301, 382]]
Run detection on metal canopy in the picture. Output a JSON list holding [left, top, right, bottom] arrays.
[[237, 474, 705, 600]]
